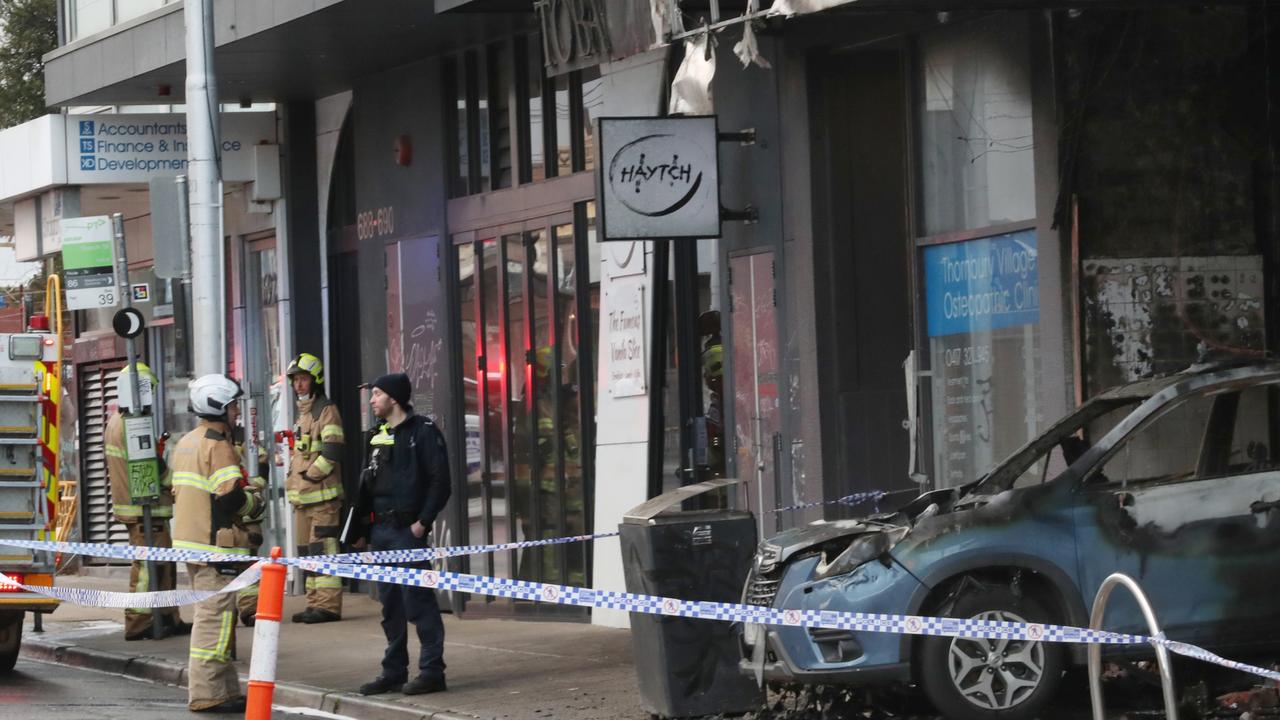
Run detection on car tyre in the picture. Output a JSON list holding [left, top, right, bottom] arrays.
[[918, 585, 1064, 720]]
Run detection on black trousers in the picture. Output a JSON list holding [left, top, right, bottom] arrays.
[[371, 521, 446, 681]]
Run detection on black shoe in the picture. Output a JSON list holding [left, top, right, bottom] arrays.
[[299, 608, 341, 624], [359, 675, 405, 696], [401, 675, 447, 695], [290, 609, 308, 623], [191, 696, 247, 713], [170, 620, 193, 636], [240, 612, 256, 627], [125, 626, 168, 641]]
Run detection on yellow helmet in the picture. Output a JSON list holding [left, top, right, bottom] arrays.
[[286, 353, 324, 385], [701, 344, 723, 380]]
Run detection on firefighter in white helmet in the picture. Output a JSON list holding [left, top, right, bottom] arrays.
[[284, 352, 345, 623], [171, 374, 262, 714], [104, 362, 190, 640]]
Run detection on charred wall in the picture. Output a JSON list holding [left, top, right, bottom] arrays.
[[1058, 5, 1280, 393]]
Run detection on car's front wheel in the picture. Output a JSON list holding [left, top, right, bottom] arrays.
[[918, 586, 1065, 720]]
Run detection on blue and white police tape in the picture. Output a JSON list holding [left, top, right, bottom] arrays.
[[0, 531, 620, 607], [773, 490, 886, 514], [0, 530, 619, 568], [0, 564, 263, 609], [291, 556, 1280, 684]]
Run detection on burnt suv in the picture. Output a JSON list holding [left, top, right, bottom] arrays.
[[741, 362, 1280, 720]]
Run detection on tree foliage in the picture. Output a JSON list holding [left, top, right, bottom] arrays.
[[0, 0, 57, 129]]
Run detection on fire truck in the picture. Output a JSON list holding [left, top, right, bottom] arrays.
[[0, 295, 64, 671]]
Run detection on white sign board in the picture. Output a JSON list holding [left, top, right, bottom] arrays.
[[124, 415, 157, 460], [66, 113, 276, 184], [59, 215, 118, 310], [606, 277, 647, 397], [598, 116, 721, 240]]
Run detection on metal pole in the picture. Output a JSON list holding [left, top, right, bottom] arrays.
[[1088, 573, 1178, 720], [184, 0, 225, 376], [113, 214, 164, 640]]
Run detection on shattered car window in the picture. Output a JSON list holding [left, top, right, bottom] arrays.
[[1226, 385, 1280, 475], [1091, 392, 1215, 488], [976, 398, 1141, 494]]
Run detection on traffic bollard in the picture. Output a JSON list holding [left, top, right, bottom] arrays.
[[246, 547, 286, 720]]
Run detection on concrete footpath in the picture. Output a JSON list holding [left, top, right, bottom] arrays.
[[20, 571, 645, 720]]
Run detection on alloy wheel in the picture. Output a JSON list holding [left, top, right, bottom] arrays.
[[945, 610, 1045, 711]]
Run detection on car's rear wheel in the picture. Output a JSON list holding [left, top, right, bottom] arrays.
[[919, 586, 1065, 720]]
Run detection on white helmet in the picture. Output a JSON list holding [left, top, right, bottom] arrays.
[[189, 374, 243, 418]]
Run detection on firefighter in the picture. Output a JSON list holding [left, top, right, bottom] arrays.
[[232, 427, 268, 627], [699, 311, 726, 479], [285, 352, 345, 624], [172, 374, 262, 714], [104, 362, 190, 641]]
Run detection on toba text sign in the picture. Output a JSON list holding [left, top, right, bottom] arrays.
[[597, 116, 721, 241]]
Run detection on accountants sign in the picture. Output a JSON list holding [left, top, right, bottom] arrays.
[[65, 113, 276, 184], [597, 116, 721, 241]]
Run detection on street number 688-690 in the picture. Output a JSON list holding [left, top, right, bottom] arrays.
[[98, 291, 115, 306]]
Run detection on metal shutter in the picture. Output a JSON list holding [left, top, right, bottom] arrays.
[[79, 363, 128, 560]]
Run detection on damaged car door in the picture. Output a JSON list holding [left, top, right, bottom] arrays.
[[1072, 380, 1280, 650]]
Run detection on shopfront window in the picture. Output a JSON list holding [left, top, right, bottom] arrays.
[[449, 206, 597, 605], [917, 14, 1042, 489], [918, 14, 1035, 237], [447, 37, 601, 195]]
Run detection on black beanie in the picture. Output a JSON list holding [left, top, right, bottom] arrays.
[[371, 372, 412, 410]]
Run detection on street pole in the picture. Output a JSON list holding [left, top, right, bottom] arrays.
[[184, 0, 225, 376], [112, 213, 164, 640]]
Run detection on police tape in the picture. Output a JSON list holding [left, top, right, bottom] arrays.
[[0, 531, 619, 568], [8, 538, 1280, 685], [290, 556, 1280, 684], [0, 564, 263, 609], [773, 490, 886, 514], [0, 532, 621, 607]]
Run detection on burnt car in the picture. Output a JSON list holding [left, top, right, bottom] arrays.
[[741, 361, 1280, 720]]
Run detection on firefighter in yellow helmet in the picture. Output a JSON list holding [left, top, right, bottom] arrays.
[[104, 362, 190, 641], [285, 353, 345, 623], [171, 374, 262, 714]]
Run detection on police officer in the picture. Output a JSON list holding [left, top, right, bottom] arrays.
[[104, 363, 190, 640], [285, 353, 345, 624], [171, 374, 263, 714], [354, 373, 451, 697]]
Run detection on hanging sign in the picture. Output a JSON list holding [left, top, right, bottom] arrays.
[[59, 215, 118, 310], [597, 116, 721, 241]]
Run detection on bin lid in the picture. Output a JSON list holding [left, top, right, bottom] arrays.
[[622, 478, 742, 524]]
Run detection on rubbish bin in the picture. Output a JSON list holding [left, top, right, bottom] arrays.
[[620, 478, 764, 719]]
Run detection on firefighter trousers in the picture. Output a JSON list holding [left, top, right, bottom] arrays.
[[186, 563, 242, 711], [294, 500, 343, 615], [125, 522, 181, 637]]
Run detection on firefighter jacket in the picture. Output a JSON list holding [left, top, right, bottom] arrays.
[[105, 411, 174, 523], [286, 395, 344, 506], [170, 419, 260, 557]]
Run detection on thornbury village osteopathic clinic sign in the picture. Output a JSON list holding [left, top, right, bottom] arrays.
[[597, 116, 721, 241], [66, 113, 276, 183]]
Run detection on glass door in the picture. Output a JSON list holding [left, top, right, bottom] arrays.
[[451, 210, 596, 613], [243, 239, 288, 552]]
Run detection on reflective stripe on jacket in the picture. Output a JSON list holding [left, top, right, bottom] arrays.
[[171, 419, 253, 557], [105, 411, 173, 522], [286, 396, 344, 506]]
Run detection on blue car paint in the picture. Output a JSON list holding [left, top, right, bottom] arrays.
[[769, 555, 925, 673]]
